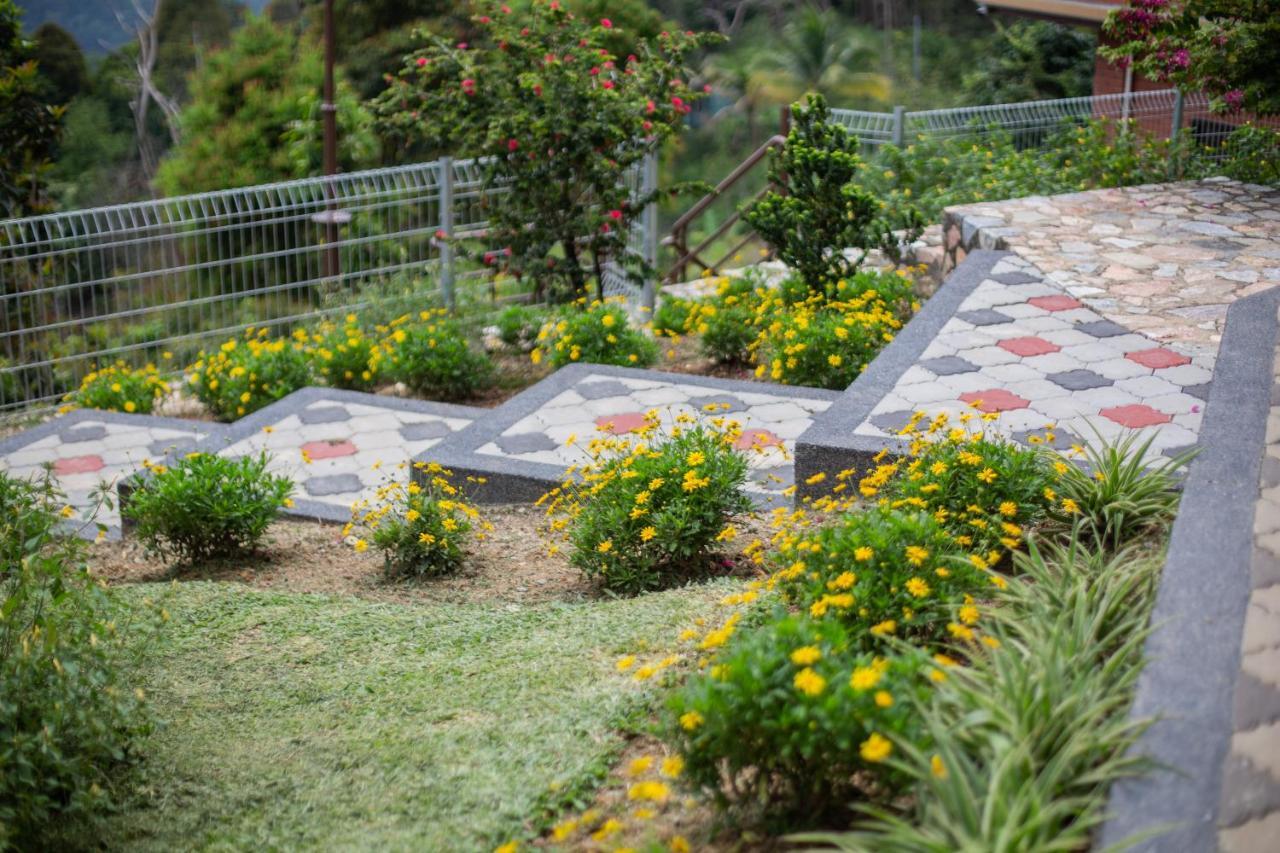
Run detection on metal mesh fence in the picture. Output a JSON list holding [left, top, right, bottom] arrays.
[[0, 156, 653, 415]]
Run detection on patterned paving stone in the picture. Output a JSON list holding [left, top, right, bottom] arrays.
[[1100, 404, 1173, 429], [302, 439, 357, 460], [595, 411, 649, 434], [400, 421, 452, 441], [998, 336, 1061, 357], [1047, 369, 1112, 391], [869, 409, 917, 434], [957, 308, 1014, 326], [304, 473, 364, 497], [920, 355, 979, 376], [494, 432, 560, 454], [1076, 319, 1137, 338], [1028, 294, 1083, 312], [1011, 427, 1081, 451], [54, 454, 105, 475], [63, 425, 108, 443], [959, 389, 1030, 412], [1127, 347, 1193, 370], [298, 405, 352, 425], [690, 393, 748, 413], [576, 379, 634, 400]]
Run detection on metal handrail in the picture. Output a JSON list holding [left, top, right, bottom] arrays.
[[661, 134, 785, 284]]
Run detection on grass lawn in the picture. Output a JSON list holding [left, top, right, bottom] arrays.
[[81, 579, 733, 852]]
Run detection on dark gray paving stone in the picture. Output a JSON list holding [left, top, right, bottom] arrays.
[[149, 437, 197, 456], [1184, 382, 1212, 402], [1048, 368, 1113, 391], [957, 308, 1014, 327], [494, 431, 559, 455], [62, 425, 108, 443], [1262, 456, 1280, 489], [1012, 427, 1081, 451], [575, 379, 634, 400], [1233, 670, 1280, 731], [689, 393, 747, 413], [1162, 442, 1199, 460], [304, 473, 363, 497], [1218, 752, 1280, 828], [990, 271, 1042, 285], [298, 405, 351, 425], [400, 421, 452, 441], [869, 409, 917, 435], [1075, 319, 1132, 338], [921, 355, 979, 376]]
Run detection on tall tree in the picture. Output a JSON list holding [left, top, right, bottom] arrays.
[[749, 5, 890, 106], [962, 21, 1094, 105], [0, 0, 63, 216], [156, 14, 376, 195], [30, 21, 89, 105]]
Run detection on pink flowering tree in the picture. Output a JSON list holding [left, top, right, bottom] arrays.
[[1101, 0, 1280, 115], [373, 2, 719, 302]]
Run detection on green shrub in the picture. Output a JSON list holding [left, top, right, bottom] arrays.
[[494, 304, 549, 353], [810, 537, 1161, 851], [381, 310, 494, 401], [307, 315, 381, 391], [65, 361, 168, 414], [668, 613, 931, 822], [772, 506, 992, 647], [697, 302, 757, 364], [0, 472, 156, 847], [866, 415, 1056, 560], [1048, 429, 1193, 550], [743, 94, 922, 294], [349, 462, 489, 579], [651, 297, 695, 339], [124, 452, 294, 564], [541, 418, 752, 594], [532, 299, 658, 370], [186, 328, 313, 421]]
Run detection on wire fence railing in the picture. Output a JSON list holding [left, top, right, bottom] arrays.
[[830, 88, 1280, 159], [0, 155, 655, 415]]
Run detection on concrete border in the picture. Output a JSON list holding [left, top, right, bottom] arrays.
[[1097, 287, 1280, 852], [417, 362, 841, 504], [121, 387, 481, 525], [793, 250, 1010, 495]]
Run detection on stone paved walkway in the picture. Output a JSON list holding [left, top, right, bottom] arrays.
[[1219, 318, 1280, 852], [942, 177, 1280, 353]]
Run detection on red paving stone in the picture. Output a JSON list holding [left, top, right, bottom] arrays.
[[1126, 347, 1192, 370], [997, 336, 1061, 357], [301, 439, 357, 459], [594, 412, 649, 434], [959, 389, 1031, 413], [734, 428, 783, 451], [1028, 295, 1084, 312], [53, 455, 105, 475], [1100, 404, 1173, 428]]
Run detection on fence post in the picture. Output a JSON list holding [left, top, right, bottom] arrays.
[[892, 105, 905, 147], [640, 150, 659, 314], [1170, 89, 1185, 142], [438, 156, 456, 310]]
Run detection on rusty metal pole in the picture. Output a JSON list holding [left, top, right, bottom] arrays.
[[322, 0, 339, 284]]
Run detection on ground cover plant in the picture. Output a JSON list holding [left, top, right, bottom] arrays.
[[186, 328, 313, 421], [531, 297, 657, 370], [64, 361, 168, 414], [348, 462, 491, 579], [124, 452, 294, 564], [305, 314, 382, 391], [0, 472, 158, 849], [539, 413, 1189, 846], [540, 412, 753, 595], [379, 309, 495, 401]]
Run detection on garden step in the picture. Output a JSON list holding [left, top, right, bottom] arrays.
[[0, 410, 224, 539], [416, 362, 841, 508]]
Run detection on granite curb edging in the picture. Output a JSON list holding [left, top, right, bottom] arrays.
[[416, 362, 842, 505], [1096, 287, 1280, 852], [793, 249, 1009, 496]]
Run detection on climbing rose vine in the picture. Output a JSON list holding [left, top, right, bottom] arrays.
[[374, 2, 719, 302], [1102, 0, 1280, 115]]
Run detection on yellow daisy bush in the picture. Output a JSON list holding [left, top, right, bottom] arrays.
[[65, 361, 168, 414]]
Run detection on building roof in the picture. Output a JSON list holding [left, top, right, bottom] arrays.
[[977, 0, 1120, 25]]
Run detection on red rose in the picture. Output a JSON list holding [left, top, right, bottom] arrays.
[[507, 138, 519, 151], [416, 57, 427, 67], [608, 209, 623, 220], [602, 80, 614, 89], [600, 18, 612, 28]]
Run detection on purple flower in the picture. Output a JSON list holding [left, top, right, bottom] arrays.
[[1224, 89, 1245, 109]]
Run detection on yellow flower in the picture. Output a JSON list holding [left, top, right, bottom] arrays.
[[494, 842, 519, 853], [931, 754, 948, 779], [660, 755, 684, 779], [870, 619, 897, 636], [60, 505, 75, 518], [1061, 498, 1080, 514], [353, 539, 368, 552], [616, 655, 636, 672], [874, 690, 893, 708], [790, 646, 822, 666], [793, 667, 827, 697], [850, 666, 881, 691], [123, 400, 137, 413], [904, 545, 929, 566], [686, 450, 705, 466], [628, 780, 670, 802], [640, 526, 657, 542], [854, 546, 874, 561], [598, 540, 613, 553], [670, 837, 691, 853], [679, 711, 704, 731], [998, 501, 1017, 516], [860, 732, 892, 763], [906, 577, 930, 598], [977, 468, 998, 484], [626, 756, 654, 777]]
